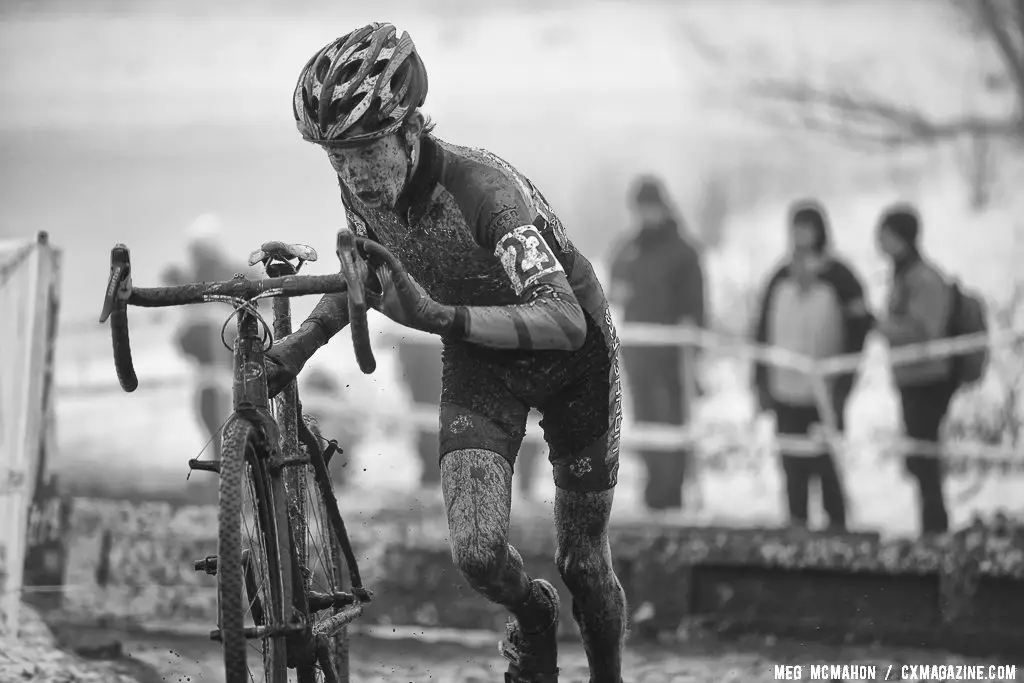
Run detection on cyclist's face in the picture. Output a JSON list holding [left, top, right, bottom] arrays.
[[326, 134, 406, 209]]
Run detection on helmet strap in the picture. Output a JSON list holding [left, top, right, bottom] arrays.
[[404, 137, 419, 185]]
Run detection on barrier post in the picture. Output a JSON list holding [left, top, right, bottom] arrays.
[[679, 321, 703, 512], [0, 235, 54, 636]]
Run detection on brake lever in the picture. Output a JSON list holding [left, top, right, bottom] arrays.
[[99, 245, 132, 323], [336, 227, 376, 374]]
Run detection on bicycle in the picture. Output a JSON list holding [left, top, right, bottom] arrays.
[[98, 226, 395, 682]]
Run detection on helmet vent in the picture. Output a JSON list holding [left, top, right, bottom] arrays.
[[332, 91, 365, 121], [337, 60, 362, 85], [314, 56, 331, 82]]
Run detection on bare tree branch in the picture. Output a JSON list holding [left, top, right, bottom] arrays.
[[732, 0, 1024, 151], [747, 79, 1022, 150], [977, 0, 1024, 105]]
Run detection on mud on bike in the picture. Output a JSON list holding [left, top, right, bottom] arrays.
[[99, 227, 401, 682]]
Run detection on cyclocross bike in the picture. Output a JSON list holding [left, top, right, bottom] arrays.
[[99, 226, 400, 683]]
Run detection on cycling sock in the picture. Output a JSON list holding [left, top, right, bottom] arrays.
[[514, 578, 556, 634]]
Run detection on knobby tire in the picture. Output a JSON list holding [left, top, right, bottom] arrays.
[[218, 419, 289, 683]]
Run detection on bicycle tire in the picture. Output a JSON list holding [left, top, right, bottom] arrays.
[[295, 417, 350, 683], [309, 473, 350, 682], [218, 418, 289, 683]]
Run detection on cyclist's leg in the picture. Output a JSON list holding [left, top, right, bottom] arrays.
[[437, 354, 553, 633], [541, 308, 626, 683]]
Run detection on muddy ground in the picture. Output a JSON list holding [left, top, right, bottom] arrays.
[[31, 617, 1022, 683]]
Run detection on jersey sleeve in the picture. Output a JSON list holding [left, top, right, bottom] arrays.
[[456, 170, 587, 351]]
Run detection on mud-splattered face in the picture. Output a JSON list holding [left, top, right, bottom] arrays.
[[326, 133, 408, 209]]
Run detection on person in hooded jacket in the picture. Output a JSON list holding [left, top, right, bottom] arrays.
[[609, 175, 706, 512], [875, 204, 956, 535], [752, 200, 874, 530]]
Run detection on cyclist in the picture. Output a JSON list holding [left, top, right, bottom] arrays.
[[267, 22, 627, 683]]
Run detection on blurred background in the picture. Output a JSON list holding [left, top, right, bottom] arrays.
[[2, 0, 1024, 536], [5, 0, 1024, 680]]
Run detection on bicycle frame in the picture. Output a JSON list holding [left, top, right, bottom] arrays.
[[99, 232, 379, 682], [217, 260, 366, 681], [266, 258, 353, 678]]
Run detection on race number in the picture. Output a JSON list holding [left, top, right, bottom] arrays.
[[494, 224, 565, 296]]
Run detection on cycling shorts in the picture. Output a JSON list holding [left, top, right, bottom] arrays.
[[438, 305, 622, 493]]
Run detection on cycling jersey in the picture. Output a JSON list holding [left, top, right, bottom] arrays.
[[339, 136, 622, 491], [341, 137, 608, 350]]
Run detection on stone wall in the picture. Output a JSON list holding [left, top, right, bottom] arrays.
[[55, 498, 1024, 657]]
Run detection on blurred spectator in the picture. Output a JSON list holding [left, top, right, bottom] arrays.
[[609, 175, 706, 512], [876, 204, 955, 535], [162, 214, 239, 462], [752, 200, 873, 531], [396, 339, 543, 496]]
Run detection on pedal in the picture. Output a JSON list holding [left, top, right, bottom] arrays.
[[307, 590, 357, 611], [188, 458, 220, 474], [268, 454, 309, 473], [210, 621, 306, 642], [193, 555, 218, 575]]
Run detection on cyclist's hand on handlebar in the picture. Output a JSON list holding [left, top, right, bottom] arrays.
[[264, 317, 335, 397], [369, 263, 455, 336], [264, 352, 298, 399]]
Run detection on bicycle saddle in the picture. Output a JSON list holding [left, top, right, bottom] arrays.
[[248, 241, 318, 266]]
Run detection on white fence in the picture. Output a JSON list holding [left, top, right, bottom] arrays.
[[373, 320, 1024, 465], [55, 313, 1024, 466], [0, 233, 61, 636]]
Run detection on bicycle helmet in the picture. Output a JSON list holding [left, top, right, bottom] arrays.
[[293, 22, 428, 147]]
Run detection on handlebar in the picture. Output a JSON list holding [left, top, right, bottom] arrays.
[[336, 228, 375, 375], [100, 228, 388, 392]]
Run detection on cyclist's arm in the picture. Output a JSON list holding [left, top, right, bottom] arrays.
[[272, 289, 350, 372], [454, 185, 586, 352]]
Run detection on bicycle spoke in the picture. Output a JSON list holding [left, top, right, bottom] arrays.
[[301, 447, 350, 682], [242, 470, 272, 628]]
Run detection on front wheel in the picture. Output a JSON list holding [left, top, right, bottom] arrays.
[[218, 418, 290, 683]]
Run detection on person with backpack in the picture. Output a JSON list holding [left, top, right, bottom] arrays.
[[876, 204, 988, 536]]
